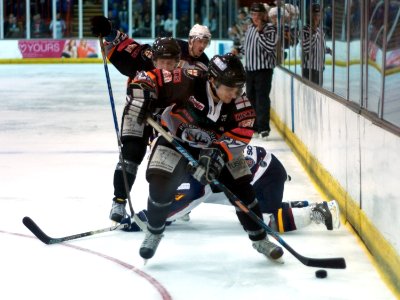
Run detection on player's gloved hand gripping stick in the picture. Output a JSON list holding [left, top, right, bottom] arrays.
[[145, 116, 346, 269]]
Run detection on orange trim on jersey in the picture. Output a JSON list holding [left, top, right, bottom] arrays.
[[161, 119, 168, 127], [277, 208, 284, 233], [231, 127, 254, 138], [107, 46, 115, 60], [170, 110, 191, 124], [215, 141, 233, 161], [147, 71, 157, 82], [224, 130, 252, 144]]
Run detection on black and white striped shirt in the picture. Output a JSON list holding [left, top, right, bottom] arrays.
[[302, 25, 326, 71], [244, 23, 278, 71]]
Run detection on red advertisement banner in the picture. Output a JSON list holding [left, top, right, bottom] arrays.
[[18, 40, 66, 58]]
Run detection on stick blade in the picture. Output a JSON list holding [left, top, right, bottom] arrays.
[[304, 257, 346, 269], [22, 216, 52, 245]]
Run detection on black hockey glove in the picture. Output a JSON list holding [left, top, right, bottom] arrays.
[[126, 82, 156, 125], [192, 147, 226, 185], [90, 15, 112, 37]]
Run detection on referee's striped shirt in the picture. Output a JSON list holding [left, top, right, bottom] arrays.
[[244, 23, 278, 71], [302, 25, 326, 71]]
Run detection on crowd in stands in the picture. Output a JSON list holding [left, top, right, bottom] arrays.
[[106, 0, 219, 38], [3, 0, 72, 39], [3, 0, 228, 40]]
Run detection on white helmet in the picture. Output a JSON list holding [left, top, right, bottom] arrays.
[[189, 24, 211, 40], [269, 7, 289, 19], [285, 3, 300, 19]]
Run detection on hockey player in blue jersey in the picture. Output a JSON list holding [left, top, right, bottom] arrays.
[[127, 144, 340, 233]]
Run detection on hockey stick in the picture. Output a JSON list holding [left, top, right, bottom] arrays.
[[99, 37, 146, 231], [146, 117, 346, 269], [22, 216, 129, 245]]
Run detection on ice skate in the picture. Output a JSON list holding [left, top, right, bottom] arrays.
[[252, 236, 284, 260], [109, 198, 127, 223], [310, 200, 340, 230], [139, 230, 164, 260]]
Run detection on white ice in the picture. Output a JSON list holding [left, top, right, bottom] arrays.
[[0, 64, 395, 300]]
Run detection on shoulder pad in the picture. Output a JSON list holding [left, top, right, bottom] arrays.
[[132, 71, 156, 91]]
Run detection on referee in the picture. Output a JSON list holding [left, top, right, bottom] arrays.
[[302, 3, 331, 86], [244, 2, 277, 139]]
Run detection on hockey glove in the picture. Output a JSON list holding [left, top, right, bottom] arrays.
[[120, 210, 148, 232], [192, 147, 226, 185], [126, 82, 156, 125], [90, 16, 116, 40]]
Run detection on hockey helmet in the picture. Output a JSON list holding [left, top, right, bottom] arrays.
[[152, 37, 181, 61], [208, 53, 246, 88], [189, 24, 211, 41]]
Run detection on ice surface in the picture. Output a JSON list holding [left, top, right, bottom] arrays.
[[0, 64, 395, 300]]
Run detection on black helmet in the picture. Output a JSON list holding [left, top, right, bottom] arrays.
[[152, 37, 181, 61], [208, 53, 246, 88]]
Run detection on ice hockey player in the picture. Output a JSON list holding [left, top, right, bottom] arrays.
[[127, 144, 340, 232], [90, 16, 211, 223], [90, 15, 210, 78], [127, 52, 284, 262]]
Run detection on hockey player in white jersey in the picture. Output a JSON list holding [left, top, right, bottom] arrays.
[[127, 144, 340, 233]]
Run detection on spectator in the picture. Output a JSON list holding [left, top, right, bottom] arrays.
[[142, 0, 151, 16], [243, 3, 278, 139], [203, 12, 217, 37], [132, 0, 143, 16], [32, 13, 48, 38], [164, 12, 178, 37], [4, 13, 23, 39], [108, 7, 121, 33], [156, 0, 169, 20], [77, 39, 98, 58], [132, 11, 143, 35], [49, 12, 66, 39], [177, 13, 190, 38], [118, 0, 129, 33], [155, 14, 165, 36], [139, 12, 151, 37]]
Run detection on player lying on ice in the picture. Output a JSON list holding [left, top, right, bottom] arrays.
[[123, 144, 340, 233]]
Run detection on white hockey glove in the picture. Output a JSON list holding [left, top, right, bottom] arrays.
[[126, 82, 156, 125], [192, 147, 226, 185]]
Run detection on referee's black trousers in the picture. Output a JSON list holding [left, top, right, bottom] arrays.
[[246, 68, 274, 133]]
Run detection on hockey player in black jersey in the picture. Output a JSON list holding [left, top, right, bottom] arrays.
[[91, 16, 210, 78], [127, 53, 284, 261], [91, 16, 211, 223], [128, 144, 340, 233]]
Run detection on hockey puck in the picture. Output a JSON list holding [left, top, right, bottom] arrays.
[[315, 269, 328, 278]]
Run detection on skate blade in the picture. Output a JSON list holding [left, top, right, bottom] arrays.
[[143, 259, 148, 265]]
